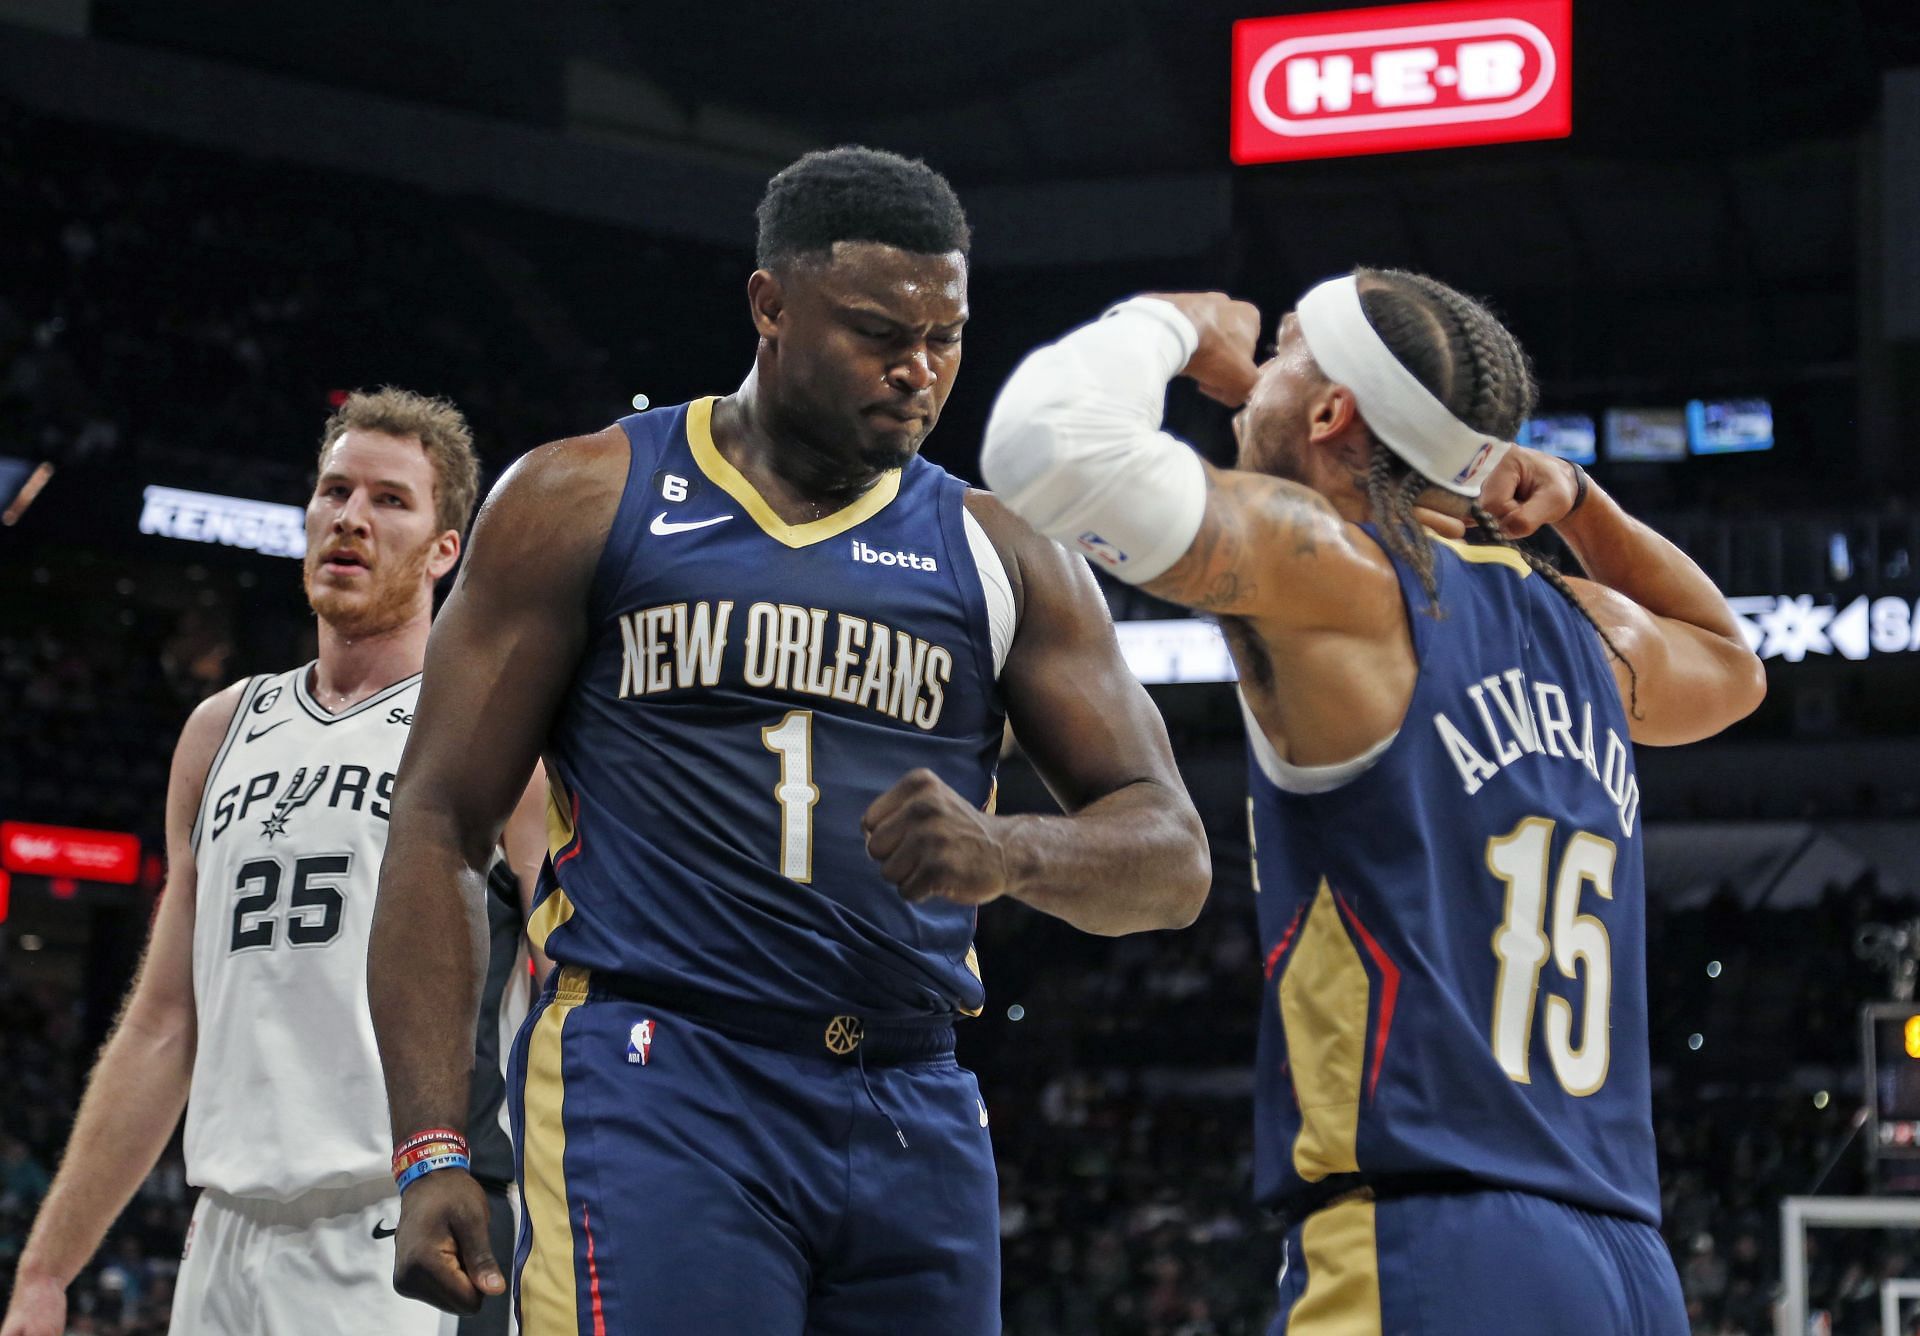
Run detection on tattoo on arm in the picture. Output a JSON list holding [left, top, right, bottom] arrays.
[[1146, 466, 1341, 618]]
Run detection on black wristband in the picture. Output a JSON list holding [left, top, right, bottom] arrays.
[[1564, 459, 1590, 517]]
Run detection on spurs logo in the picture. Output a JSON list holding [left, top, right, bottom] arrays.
[[261, 766, 330, 839]]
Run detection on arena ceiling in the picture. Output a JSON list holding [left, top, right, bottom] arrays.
[[90, 0, 1920, 175]]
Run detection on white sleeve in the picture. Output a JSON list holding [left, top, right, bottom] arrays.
[[980, 298, 1209, 585]]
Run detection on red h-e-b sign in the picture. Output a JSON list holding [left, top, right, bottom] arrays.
[[1, 821, 141, 885], [1232, 0, 1572, 164]]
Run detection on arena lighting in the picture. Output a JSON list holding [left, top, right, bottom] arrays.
[[1729, 594, 1920, 663], [1231, 0, 1573, 165], [0, 821, 141, 885], [138, 484, 306, 558], [1114, 619, 1238, 684], [1114, 594, 1920, 684]]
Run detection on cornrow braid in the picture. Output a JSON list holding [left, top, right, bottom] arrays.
[[1332, 267, 1638, 700], [1468, 502, 1642, 720], [1365, 440, 1439, 609]]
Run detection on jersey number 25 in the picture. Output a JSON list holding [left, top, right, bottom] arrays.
[[229, 853, 351, 952]]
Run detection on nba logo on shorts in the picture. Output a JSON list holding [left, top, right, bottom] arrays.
[[627, 1019, 655, 1066]]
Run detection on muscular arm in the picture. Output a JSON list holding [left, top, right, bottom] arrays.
[[1482, 450, 1766, 745], [985, 497, 1211, 933], [4, 682, 240, 1334], [862, 495, 1210, 937], [981, 295, 1399, 631], [366, 429, 624, 1312], [1142, 460, 1395, 627]]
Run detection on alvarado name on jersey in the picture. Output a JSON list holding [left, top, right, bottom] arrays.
[[1430, 664, 1641, 837], [616, 599, 957, 731]]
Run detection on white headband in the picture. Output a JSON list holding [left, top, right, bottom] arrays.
[[1294, 275, 1509, 497]]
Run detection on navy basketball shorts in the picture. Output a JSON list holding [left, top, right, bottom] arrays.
[[506, 967, 1000, 1335], [1269, 1185, 1686, 1335]]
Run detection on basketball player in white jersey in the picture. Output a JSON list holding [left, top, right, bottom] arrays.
[[2, 389, 536, 1336]]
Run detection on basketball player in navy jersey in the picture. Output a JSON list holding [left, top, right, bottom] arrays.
[[982, 275, 1766, 1334], [367, 146, 1210, 1334]]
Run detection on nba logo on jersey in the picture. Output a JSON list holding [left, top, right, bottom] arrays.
[[627, 1019, 655, 1066]]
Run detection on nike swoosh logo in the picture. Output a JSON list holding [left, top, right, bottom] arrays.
[[246, 720, 290, 743], [650, 512, 733, 536], [978, 1099, 990, 1128], [371, 1220, 398, 1240]]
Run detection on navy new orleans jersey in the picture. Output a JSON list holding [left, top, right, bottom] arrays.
[[1249, 532, 1656, 1226], [531, 397, 1003, 1022]]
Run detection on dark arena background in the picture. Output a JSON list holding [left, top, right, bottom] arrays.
[[3, 1, 1920, 1332]]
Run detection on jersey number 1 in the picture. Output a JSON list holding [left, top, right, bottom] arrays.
[[762, 710, 819, 882], [1487, 817, 1618, 1097]]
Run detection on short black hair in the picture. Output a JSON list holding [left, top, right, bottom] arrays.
[[755, 145, 970, 270]]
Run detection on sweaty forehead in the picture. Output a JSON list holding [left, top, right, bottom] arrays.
[[811, 241, 968, 317]]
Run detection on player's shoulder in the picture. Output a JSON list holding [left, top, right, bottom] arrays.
[[963, 488, 1047, 626], [495, 425, 633, 507], [179, 676, 256, 753], [168, 674, 271, 810], [466, 425, 633, 574]]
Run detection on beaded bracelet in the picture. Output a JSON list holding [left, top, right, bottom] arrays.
[[396, 1151, 471, 1193]]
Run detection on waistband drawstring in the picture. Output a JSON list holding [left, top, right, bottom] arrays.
[[856, 1046, 909, 1149]]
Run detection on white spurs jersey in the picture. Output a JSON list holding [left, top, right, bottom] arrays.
[[184, 663, 420, 1201]]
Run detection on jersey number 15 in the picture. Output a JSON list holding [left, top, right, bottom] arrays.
[[1487, 817, 1618, 1098]]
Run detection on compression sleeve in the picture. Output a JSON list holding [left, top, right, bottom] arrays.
[[980, 297, 1209, 585]]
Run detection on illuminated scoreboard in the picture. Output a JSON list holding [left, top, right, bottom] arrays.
[[1866, 1004, 1920, 1173]]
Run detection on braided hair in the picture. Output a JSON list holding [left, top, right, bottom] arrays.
[[1344, 268, 1637, 709]]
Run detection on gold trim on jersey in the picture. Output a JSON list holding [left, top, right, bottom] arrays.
[[685, 396, 902, 549], [1290, 1192, 1382, 1334], [519, 966, 588, 1334], [960, 945, 984, 1018], [1279, 880, 1368, 1181], [1431, 533, 1532, 576], [528, 888, 576, 956], [545, 775, 575, 858]]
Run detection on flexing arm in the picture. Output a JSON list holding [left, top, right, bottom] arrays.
[[980, 293, 1397, 630], [1480, 448, 1767, 744], [367, 429, 626, 1314], [3, 683, 241, 1336], [861, 494, 1210, 936]]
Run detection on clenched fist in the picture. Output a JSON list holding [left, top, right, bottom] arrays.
[[1140, 291, 1264, 407], [390, 1169, 505, 1315], [863, 769, 1014, 908], [1477, 445, 1584, 539]]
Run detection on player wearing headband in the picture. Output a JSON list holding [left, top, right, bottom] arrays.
[[981, 272, 1765, 1334]]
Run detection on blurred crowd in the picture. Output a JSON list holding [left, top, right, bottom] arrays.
[[0, 980, 187, 1334]]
